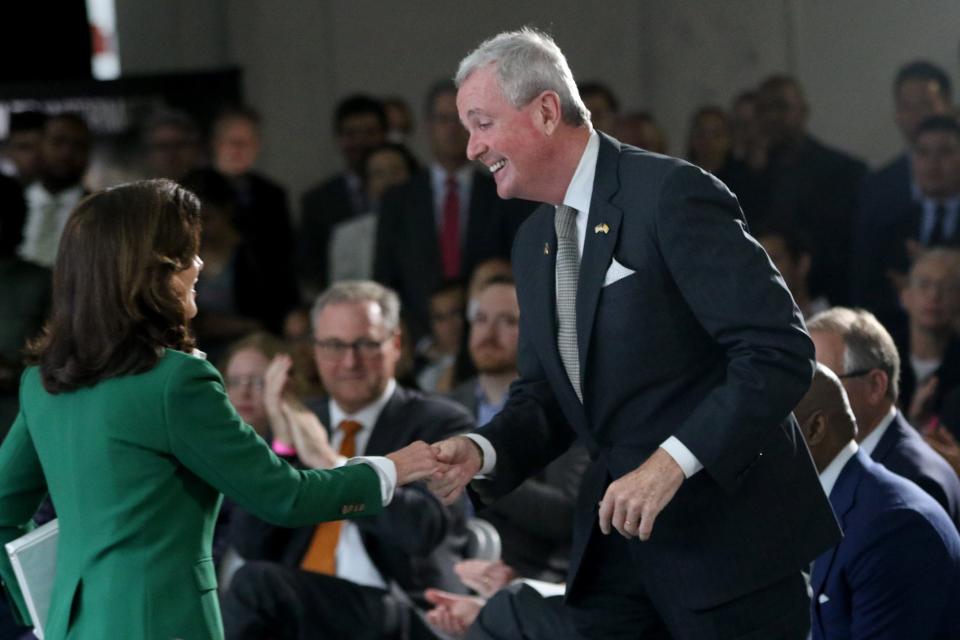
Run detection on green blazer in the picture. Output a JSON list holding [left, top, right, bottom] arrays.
[[0, 349, 382, 639]]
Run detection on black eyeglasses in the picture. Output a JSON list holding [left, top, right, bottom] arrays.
[[838, 368, 875, 380], [313, 334, 394, 361]]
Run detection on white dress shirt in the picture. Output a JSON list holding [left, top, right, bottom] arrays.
[[18, 183, 85, 268], [468, 130, 704, 479], [859, 406, 897, 457], [327, 379, 398, 590], [819, 440, 860, 497]]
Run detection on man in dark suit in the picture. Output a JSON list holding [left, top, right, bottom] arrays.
[[221, 281, 474, 640], [807, 306, 960, 527], [851, 115, 960, 335], [374, 80, 532, 342], [795, 364, 960, 639], [211, 106, 299, 331], [429, 28, 840, 639], [300, 95, 388, 295], [851, 61, 952, 311]]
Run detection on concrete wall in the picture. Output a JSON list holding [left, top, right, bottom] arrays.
[[116, 0, 960, 215]]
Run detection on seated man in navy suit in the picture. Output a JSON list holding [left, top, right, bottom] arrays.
[[795, 364, 960, 639], [807, 306, 960, 528]]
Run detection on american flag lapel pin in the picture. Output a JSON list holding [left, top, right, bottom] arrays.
[[594, 223, 610, 235], [544, 242, 550, 255]]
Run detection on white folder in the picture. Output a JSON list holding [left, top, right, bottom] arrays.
[[4, 518, 58, 639]]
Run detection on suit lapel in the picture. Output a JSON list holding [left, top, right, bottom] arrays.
[[576, 135, 624, 384], [365, 387, 406, 456], [413, 172, 442, 273], [869, 412, 903, 464], [811, 451, 863, 596]]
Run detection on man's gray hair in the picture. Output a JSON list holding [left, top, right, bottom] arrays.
[[311, 280, 401, 334], [806, 307, 901, 402], [455, 27, 590, 127]]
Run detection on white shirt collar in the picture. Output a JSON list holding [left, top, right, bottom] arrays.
[[819, 440, 859, 498], [26, 181, 84, 205], [328, 378, 397, 443], [859, 406, 897, 456], [560, 129, 599, 213], [430, 163, 474, 190]]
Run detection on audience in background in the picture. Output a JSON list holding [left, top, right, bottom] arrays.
[[854, 114, 960, 331], [417, 280, 467, 393], [895, 249, 960, 430], [754, 222, 828, 319], [141, 108, 205, 182], [1, 111, 47, 186], [0, 175, 48, 437], [795, 365, 960, 640], [807, 307, 960, 528], [383, 96, 415, 144], [748, 75, 867, 306], [300, 95, 388, 295], [17, 112, 91, 269], [578, 81, 619, 134], [220, 281, 473, 640], [329, 142, 419, 282], [211, 105, 299, 317], [854, 61, 953, 268], [615, 110, 668, 153], [221, 332, 290, 441], [685, 105, 732, 174], [374, 79, 531, 343]]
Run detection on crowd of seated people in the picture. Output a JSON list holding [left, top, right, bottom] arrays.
[[4, 57, 960, 638]]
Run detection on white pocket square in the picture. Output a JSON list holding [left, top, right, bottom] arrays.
[[603, 257, 636, 287], [818, 593, 830, 604]]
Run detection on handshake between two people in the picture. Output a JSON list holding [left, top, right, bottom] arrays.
[[262, 354, 483, 497]]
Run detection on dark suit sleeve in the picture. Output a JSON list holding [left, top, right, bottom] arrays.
[[0, 403, 45, 626], [846, 508, 957, 638], [356, 402, 475, 556], [656, 165, 816, 490], [372, 186, 402, 291]]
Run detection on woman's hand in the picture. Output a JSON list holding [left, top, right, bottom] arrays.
[[387, 441, 447, 485]]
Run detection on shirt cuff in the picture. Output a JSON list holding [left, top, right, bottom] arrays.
[[660, 437, 703, 478], [465, 434, 497, 476], [346, 456, 396, 506]]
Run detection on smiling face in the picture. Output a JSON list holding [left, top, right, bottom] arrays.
[[457, 64, 561, 203]]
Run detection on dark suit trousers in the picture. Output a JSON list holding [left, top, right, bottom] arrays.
[[567, 528, 811, 640], [221, 561, 437, 640]]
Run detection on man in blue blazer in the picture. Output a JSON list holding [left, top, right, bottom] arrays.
[[808, 307, 960, 528], [429, 27, 840, 638], [796, 364, 960, 639]]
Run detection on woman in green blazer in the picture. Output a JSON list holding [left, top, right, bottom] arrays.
[[0, 180, 437, 639]]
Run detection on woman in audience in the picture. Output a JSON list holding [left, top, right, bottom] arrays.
[[221, 332, 289, 441], [329, 142, 418, 281], [685, 105, 733, 174], [0, 179, 438, 639]]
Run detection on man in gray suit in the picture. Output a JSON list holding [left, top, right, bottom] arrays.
[[429, 27, 840, 638]]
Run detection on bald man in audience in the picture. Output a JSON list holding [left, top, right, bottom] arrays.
[[807, 307, 960, 528], [795, 364, 960, 639]]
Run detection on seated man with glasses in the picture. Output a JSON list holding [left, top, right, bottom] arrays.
[[807, 305, 960, 528], [221, 280, 475, 640]]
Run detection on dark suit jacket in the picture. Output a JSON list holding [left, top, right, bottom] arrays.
[[850, 153, 912, 303], [762, 136, 867, 305], [299, 173, 360, 292], [230, 385, 475, 603], [469, 134, 840, 611], [870, 410, 960, 529], [449, 379, 588, 582], [373, 169, 533, 341], [811, 449, 960, 639]]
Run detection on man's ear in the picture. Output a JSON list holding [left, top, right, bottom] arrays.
[[802, 411, 828, 448], [535, 90, 563, 135]]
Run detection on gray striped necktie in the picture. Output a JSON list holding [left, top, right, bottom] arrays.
[[555, 204, 582, 401]]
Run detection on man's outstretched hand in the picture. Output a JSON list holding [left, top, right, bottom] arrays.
[[427, 436, 484, 504], [598, 447, 684, 541]]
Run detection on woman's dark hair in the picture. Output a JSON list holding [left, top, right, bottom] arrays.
[[27, 179, 202, 393]]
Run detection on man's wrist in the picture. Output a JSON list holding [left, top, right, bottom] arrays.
[[463, 436, 485, 469]]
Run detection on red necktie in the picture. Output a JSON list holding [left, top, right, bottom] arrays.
[[440, 174, 461, 279], [299, 420, 363, 574]]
